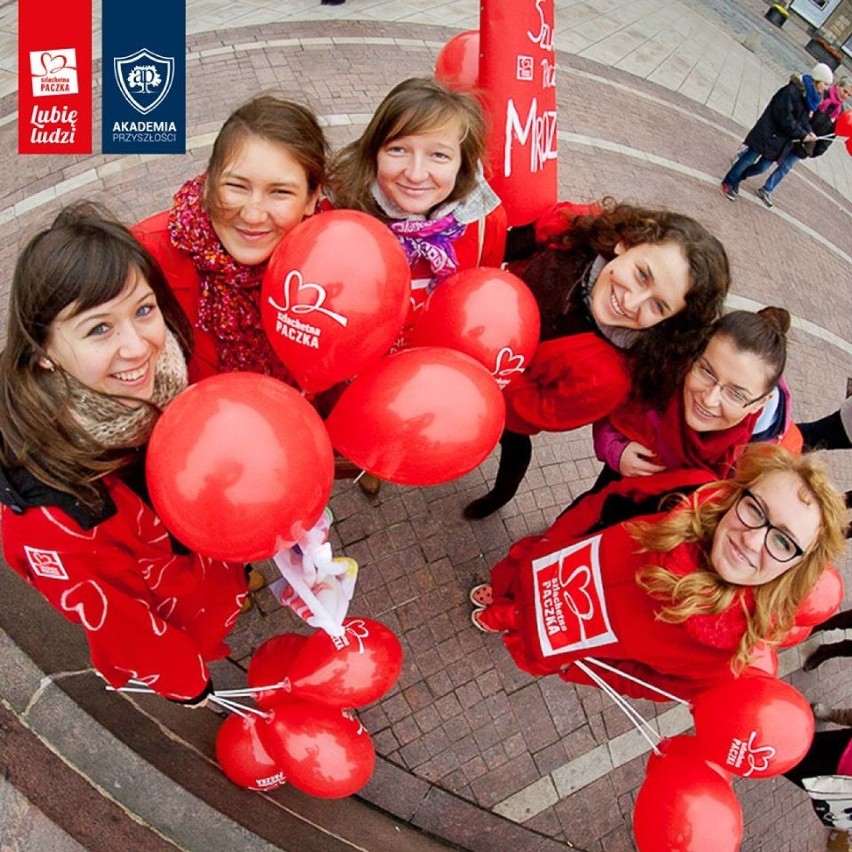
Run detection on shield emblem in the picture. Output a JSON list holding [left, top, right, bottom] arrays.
[[113, 48, 174, 115]]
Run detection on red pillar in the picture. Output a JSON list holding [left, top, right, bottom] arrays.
[[479, 0, 558, 226]]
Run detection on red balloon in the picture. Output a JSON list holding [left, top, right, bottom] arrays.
[[261, 210, 410, 393], [247, 633, 309, 709], [795, 564, 844, 626], [326, 347, 505, 486], [215, 713, 287, 792], [409, 268, 541, 390], [634, 753, 742, 852], [692, 675, 814, 778], [434, 30, 480, 91], [846, 137, 852, 157], [646, 735, 732, 782], [261, 700, 375, 798], [147, 373, 334, 562], [779, 624, 812, 647], [287, 617, 403, 709], [836, 110, 852, 138], [745, 642, 779, 676]]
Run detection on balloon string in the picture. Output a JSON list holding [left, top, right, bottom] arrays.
[[209, 694, 272, 719], [212, 681, 288, 697], [106, 686, 156, 693], [575, 660, 663, 756], [582, 657, 690, 706]]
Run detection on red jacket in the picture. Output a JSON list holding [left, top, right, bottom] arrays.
[[133, 211, 223, 384], [1, 471, 247, 700], [481, 471, 756, 702]]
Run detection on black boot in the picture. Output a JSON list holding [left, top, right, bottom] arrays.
[[464, 431, 532, 519], [803, 640, 852, 671], [798, 410, 852, 451]]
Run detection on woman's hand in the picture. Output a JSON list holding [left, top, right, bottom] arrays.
[[619, 442, 666, 477]]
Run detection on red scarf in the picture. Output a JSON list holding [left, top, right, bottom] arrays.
[[168, 175, 297, 385], [610, 391, 759, 477]]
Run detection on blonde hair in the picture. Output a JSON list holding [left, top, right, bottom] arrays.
[[631, 444, 847, 671]]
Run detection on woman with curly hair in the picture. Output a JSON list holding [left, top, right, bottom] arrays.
[[469, 444, 847, 702], [464, 199, 731, 519]]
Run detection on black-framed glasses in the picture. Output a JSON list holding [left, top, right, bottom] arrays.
[[690, 358, 766, 408], [734, 490, 805, 563]]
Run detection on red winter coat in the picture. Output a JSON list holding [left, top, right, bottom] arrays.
[[1, 469, 247, 700], [479, 471, 754, 702]]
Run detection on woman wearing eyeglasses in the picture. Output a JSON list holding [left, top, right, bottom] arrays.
[[592, 307, 798, 484], [468, 444, 846, 702]]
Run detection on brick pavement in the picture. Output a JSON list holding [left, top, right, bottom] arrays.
[[1, 7, 852, 852]]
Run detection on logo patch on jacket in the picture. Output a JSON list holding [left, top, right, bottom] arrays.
[[24, 546, 68, 580]]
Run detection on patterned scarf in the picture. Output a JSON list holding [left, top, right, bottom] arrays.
[[387, 214, 466, 291], [167, 174, 295, 383], [56, 329, 189, 449]]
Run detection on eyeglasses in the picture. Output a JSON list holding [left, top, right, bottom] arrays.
[[690, 358, 765, 408], [734, 490, 805, 563]]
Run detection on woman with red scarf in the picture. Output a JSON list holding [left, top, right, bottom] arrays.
[[133, 95, 328, 385], [593, 307, 800, 485], [469, 445, 846, 702]]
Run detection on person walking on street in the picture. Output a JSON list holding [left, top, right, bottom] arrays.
[[721, 63, 833, 201]]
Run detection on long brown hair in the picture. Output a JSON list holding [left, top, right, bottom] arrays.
[[327, 77, 488, 218], [0, 203, 192, 506], [536, 198, 731, 407], [631, 444, 847, 671]]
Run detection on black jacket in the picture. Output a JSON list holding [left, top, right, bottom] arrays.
[[745, 77, 814, 161], [790, 108, 835, 158]]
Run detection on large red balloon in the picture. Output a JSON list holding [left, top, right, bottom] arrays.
[[147, 373, 334, 562], [215, 713, 287, 792], [247, 633, 309, 709], [634, 752, 742, 852], [692, 675, 814, 778], [261, 700, 375, 798], [261, 210, 410, 393], [287, 617, 403, 709], [326, 347, 505, 486], [835, 110, 852, 138], [434, 30, 480, 91], [795, 564, 843, 626], [409, 268, 540, 390]]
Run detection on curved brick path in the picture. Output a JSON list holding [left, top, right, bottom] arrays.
[[1, 10, 851, 852]]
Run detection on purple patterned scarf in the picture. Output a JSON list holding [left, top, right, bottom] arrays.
[[388, 213, 466, 291]]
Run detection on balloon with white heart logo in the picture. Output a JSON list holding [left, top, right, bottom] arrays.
[[409, 267, 540, 390], [261, 210, 411, 393], [691, 674, 814, 779]]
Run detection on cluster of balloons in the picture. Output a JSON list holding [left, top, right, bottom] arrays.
[[633, 567, 843, 850], [216, 617, 403, 798], [634, 674, 813, 851], [258, 209, 541, 487]]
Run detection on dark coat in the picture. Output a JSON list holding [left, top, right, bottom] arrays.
[[745, 77, 814, 161]]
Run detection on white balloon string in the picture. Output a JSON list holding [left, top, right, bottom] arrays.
[[105, 686, 156, 693], [582, 657, 690, 706], [212, 681, 288, 697], [574, 660, 663, 756], [209, 694, 272, 719]]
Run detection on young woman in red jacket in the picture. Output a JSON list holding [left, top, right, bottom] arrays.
[[133, 95, 328, 385], [593, 307, 800, 484], [464, 200, 731, 518], [326, 76, 508, 351], [469, 444, 846, 702], [0, 205, 248, 704]]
